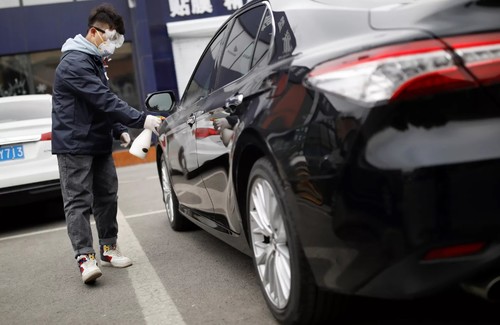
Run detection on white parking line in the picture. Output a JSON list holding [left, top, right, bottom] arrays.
[[0, 208, 183, 324], [116, 208, 185, 324], [0, 210, 163, 242], [124, 209, 165, 219], [120, 175, 158, 184], [0, 224, 75, 242]]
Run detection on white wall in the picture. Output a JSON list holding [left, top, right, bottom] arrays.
[[0, 0, 20, 8], [167, 15, 229, 96]]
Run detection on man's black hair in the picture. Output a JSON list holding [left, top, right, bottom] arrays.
[[88, 3, 125, 35]]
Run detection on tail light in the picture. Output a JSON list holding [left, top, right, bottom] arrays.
[[448, 32, 500, 86], [40, 132, 52, 141], [306, 32, 500, 106], [422, 242, 486, 261]]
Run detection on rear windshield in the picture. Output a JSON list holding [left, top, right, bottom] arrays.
[[0, 99, 51, 122]]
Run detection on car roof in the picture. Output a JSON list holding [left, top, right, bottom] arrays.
[[311, 0, 422, 7], [267, 0, 424, 11]]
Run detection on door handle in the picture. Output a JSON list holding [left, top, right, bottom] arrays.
[[186, 113, 195, 127]]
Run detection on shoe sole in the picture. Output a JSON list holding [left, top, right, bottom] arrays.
[[100, 260, 133, 268], [83, 269, 103, 284]]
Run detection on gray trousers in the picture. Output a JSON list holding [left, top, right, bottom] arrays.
[[57, 154, 118, 258]]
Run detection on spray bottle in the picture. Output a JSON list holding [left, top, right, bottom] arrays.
[[129, 128, 153, 159]]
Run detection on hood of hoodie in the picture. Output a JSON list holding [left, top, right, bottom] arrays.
[[61, 34, 101, 57]]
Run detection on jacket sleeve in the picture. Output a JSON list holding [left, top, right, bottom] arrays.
[[112, 123, 128, 140], [59, 54, 146, 129], [226, 115, 239, 128]]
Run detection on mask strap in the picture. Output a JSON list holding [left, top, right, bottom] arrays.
[[97, 32, 105, 43]]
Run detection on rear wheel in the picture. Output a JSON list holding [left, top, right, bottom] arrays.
[[160, 153, 192, 231], [247, 157, 345, 324]]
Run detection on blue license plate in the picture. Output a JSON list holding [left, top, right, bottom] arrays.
[[0, 145, 24, 162]]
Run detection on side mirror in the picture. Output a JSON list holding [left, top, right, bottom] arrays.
[[144, 91, 176, 117]]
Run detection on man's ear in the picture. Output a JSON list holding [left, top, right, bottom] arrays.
[[86, 27, 98, 44]]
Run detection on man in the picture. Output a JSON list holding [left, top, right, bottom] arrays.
[[51, 3, 161, 284]]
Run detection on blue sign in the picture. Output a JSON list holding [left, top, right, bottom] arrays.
[[167, 0, 252, 19]]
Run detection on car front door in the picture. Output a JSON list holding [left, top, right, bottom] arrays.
[[192, 4, 274, 234], [165, 27, 227, 219]]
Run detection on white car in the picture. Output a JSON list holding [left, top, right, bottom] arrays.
[[0, 94, 61, 207]]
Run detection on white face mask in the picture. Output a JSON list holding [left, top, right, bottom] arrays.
[[98, 41, 117, 57], [94, 27, 124, 58]]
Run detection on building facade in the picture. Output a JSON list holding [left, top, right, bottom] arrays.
[[0, 0, 250, 107]]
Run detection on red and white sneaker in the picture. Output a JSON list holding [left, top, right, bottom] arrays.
[[100, 244, 132, 268], [77, 254, 102, 284]]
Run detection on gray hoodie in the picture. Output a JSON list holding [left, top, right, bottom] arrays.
[[61, 34, 102, 57]]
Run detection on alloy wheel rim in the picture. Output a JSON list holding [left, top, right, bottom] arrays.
[[249, 177, 291, 309], [161, 157, 175, 223]]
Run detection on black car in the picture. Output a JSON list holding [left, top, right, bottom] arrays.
[[144, 0, 500, 323]]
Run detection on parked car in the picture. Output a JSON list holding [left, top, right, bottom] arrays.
[[0, 94, 61, 208], [145, 0, 500, 323]]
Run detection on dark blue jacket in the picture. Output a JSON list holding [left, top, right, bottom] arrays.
[[52, 35, 146, 155]]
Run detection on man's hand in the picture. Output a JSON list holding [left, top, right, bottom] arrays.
[[144, 115, 163, 135], [120, 132, 131, 148], [213, 118, 230, 132]]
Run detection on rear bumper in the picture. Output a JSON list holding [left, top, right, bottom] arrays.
[[0, 179, 62, 207], [357, 242, 500, 299], [294, 157, 500, 300]]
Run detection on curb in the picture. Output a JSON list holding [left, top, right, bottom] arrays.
[[112, 146, 156, 168]]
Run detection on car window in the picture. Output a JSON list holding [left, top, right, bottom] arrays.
[[182, 28, 226, 107], [252, 8, 273, 67], [216, 5, 267, 88], [0, 99, 51, 122]]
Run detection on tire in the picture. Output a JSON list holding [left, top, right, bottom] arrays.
[[160, 153, 192, 231], [247, 157, 345, 324]]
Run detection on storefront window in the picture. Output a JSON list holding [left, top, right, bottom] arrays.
[[0, 42, 139, 108], [106, 43, 140, 108], [0, 55, 30, 96], [30, 50, 60, 96]]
